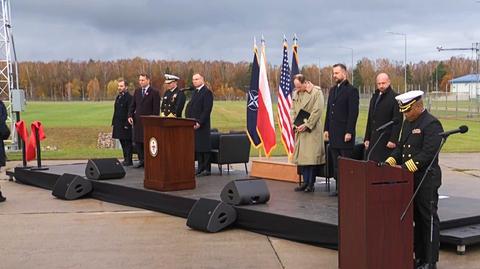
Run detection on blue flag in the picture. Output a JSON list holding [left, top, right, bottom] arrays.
[[291, 35, 300, 78], [246, 44, 262, 148]]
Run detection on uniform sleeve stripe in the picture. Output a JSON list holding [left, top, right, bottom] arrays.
[[385, 157, 396, 166], [405, 159, 418, 172]]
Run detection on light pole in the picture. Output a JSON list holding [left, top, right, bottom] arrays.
[[387, 31, 407, 92], [339, 46, 354, 85]]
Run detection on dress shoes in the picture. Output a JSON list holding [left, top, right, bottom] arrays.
[[304, 186, 315, 193], [0, 191, 6, 202], [122, 161, 133, 166], [294, 184, 308, 192], [196, 170, 211, 177], [329, 190, 338, 197], [417, 263, 436, 269], [133, 161, 144, 168]]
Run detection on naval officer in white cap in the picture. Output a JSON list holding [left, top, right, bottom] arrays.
[[161, 74, 186, 117], [384, 90, 444, 269]]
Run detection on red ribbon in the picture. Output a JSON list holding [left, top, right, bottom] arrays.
[[15, 120, 46, 161]]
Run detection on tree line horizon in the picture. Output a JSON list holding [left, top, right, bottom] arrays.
[[17, 56, 476, 101]]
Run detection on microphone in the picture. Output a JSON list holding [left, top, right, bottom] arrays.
[[376, 119, 399, 132], [438, 125, 468, 137]]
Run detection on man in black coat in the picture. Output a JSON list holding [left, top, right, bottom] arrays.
[[161, 74, 186, 117], [364, 73, 403, 162], [112, 79, 133, 166], [128, 73, 161, 168], [324, 63, 359, 196], [385, 90, 443, 269], [0, 99, 6, 202], [185, 73, 213, 177]]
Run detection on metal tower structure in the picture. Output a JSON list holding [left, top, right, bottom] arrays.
[[437, 42, 480, 113], [0, 0, 19, 147]]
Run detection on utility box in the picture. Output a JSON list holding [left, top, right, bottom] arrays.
[[12, 89, 26, 112]]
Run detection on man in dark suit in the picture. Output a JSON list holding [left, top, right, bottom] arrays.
[[128, 73, 161, 168], [112, 79, 133, 166], [185, 73, 213, 177], [364, 73, 403, 162], [324, 63, 359, 196], [161, 74, 186, 117], [385, 90, 443, 269]]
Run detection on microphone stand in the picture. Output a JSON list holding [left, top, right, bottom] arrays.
[[400, 136, 447, 267], [366, 131, 386, 161]]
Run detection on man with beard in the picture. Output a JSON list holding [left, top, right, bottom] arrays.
[[364, 73, 403, 162], [128, 73, 161, 168], [324, 63, 359, 196], [112, 79, 133, 166]]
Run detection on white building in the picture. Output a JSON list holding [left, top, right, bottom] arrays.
[[449, 74, 480, 99]]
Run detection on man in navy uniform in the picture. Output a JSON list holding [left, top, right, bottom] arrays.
[[324, 63, 359, 196], [364, 73, 403, 161], [185, 73, 213, 177], [112, 79, 133, 166], [385, 90, 443, 269], [128, 73, 161, 168], [161, 74, 186, 117]]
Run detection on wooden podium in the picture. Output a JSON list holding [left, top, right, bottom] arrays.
[[338, 158, 413, 269], [142, 116, 196, 191]]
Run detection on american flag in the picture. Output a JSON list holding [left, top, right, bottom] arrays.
[[277, 41, 295, 157]]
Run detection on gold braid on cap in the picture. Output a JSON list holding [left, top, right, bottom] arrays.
[[398, 99, 417, 112]]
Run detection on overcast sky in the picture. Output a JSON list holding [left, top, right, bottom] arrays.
[[12, 0, 480, 67]]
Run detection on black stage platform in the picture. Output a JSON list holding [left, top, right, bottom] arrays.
[[12, 163, 480, 250]]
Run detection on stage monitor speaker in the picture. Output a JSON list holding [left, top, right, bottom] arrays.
[[52, 173, 93, 200], [186, 198, 237, 233], [85, 158, 126, 180], [220, 179, 270, 206]]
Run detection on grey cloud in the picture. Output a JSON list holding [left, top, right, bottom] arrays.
[[12, 0, 480, 66]]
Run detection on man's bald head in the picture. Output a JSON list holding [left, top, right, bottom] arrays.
[[376, 73, 391, 93]]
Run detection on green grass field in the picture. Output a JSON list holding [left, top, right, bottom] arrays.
[[7, 101, 480, 160]]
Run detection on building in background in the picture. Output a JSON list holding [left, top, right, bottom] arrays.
[[450, 74, 480, 99]]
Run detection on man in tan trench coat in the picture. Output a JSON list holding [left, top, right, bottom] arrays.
[[292, 74, 326, 192]]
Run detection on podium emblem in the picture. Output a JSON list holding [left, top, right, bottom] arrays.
[[149, 137, 158, 157]]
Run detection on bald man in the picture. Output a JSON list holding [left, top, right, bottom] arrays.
[[364, 73, 403, 162]]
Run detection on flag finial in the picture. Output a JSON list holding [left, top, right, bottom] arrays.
[[293, 34, 298, 45]]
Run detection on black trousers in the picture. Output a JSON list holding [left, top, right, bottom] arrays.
[[329, 148, 353, 181], [299, 165, 317, 187], [119, 139, 132, 163], [414, 183, 440, 263], [136, 142, 144, 162], [196, 152, 211, 173]]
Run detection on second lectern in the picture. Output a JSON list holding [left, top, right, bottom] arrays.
[[338, 158, 413, 269], [142, 116, 196, 191]]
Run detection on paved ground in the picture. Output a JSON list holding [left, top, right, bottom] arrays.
[[1, 154, 480, 269]]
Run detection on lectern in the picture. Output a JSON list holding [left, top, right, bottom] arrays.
[[142, 116, 196, 191], [338, 158, 413, 269]]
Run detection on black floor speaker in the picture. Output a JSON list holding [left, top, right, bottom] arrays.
[[85, 158, 126, 180], [52, 173, 93, 200], [220, 179, 270, 205], [186, 198, 237, 233]]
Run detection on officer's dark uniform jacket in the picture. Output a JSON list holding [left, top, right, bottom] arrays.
[[385, 109, 444, 263], [160, 87, 186, 117], [385, 109, 443, 186]]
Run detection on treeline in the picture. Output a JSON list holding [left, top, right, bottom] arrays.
[[18, 56, 476, 101]]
